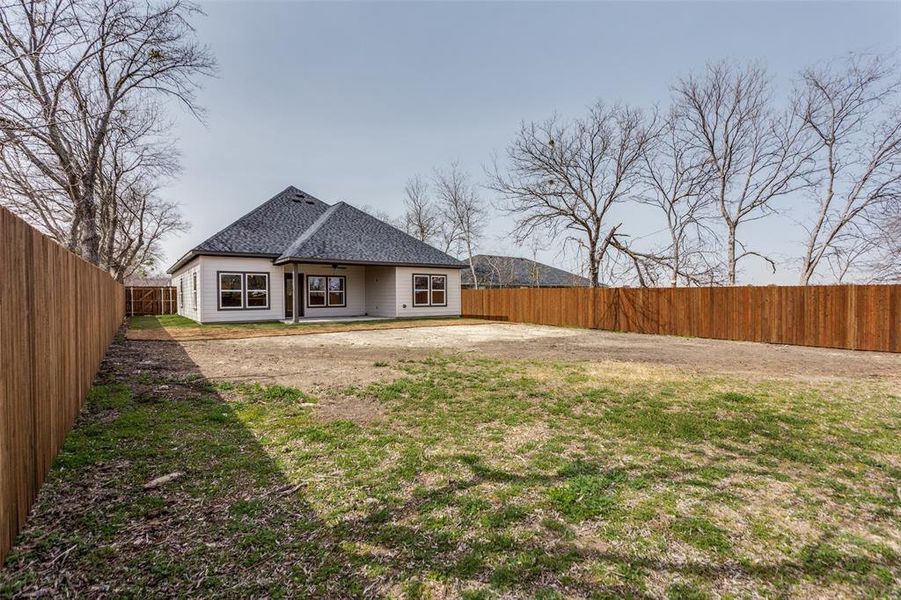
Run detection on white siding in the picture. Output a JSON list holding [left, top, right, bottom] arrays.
[[395, 267, 462, 318], [365, 266, 397, 317], [173, 257, 462, 323], [198, 256, 285, 323], [170, 260, 201, 322]]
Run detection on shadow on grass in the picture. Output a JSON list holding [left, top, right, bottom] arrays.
[[0, 333, 379, 597], [1, 335, 896, 597]]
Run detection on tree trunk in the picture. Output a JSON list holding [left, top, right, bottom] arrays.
[[589, 250, 601, 288], [78, 185, 100, 264], [670, 232, 680, 287], [727, 225, 737, 286], [465, 236, 478, 289], [67, 210, 81, 252]]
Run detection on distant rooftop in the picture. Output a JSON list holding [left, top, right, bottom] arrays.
[[462, 255, 590, 288], [125, 275, 171, 287]]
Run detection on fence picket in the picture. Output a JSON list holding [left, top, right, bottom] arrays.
[[462, 285, 900, 353], [0, 208, 124, 561]]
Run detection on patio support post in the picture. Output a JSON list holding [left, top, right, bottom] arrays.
[[292, 263, 299, 323]]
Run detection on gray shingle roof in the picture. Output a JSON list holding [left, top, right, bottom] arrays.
[[462, 254, 590, 287], [193, 186, 330, 255], [275, 202, 464, 267], [168, 186, 464, 273]]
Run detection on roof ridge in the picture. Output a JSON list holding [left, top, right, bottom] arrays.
[[278, 201, 346, 260], [190, 186, 324, 252]]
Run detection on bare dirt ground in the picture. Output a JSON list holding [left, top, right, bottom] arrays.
[[126, 317, 494, 341], [143, 324, 901, 399]]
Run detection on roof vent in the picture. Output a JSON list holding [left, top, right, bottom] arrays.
[[291, 192, 306, 202]]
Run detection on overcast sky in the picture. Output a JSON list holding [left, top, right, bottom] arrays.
[[160, 1, 900, 283]]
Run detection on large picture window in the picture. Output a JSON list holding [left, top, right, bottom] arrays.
[[412, 274, 447, 307], [217, 272, 269, 310], [308, 275, 346, 308]]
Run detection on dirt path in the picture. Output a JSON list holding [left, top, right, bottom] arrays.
[[153, 323, 901, 395]]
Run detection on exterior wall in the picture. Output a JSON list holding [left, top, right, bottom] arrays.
[[365, 266, 397, 317], [198, 256, 285, 323], [395, 267, 462, 318], [170, 260, 201, 322], [295, 263, 366, 318], [173, 256, 462, 323]]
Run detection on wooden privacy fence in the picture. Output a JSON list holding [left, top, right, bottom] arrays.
[[0, 207, 125, 562], [462, 285, 901, 353], [125, 286, 176, 316]]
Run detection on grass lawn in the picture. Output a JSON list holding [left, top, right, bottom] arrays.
[[1, 339, 898, 597], [126, 314, 487, 341]]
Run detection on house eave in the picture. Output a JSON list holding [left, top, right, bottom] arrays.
[[167, 251, 281, 274], [274, 256, 466, 269]]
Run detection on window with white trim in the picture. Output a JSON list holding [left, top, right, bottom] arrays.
[[217, 272, 270, 310], [246, 274, 269, 308], [308, 275, 346, 308], [218, 272, 243, 309], [178, 278, 185, 310], [192, 272, 198, 310], [413, 274, 447, 307], [430, 275, 446, 306]]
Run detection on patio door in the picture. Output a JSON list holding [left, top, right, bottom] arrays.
[[284, 273, 293, 319], [284, 272, 304, 319]]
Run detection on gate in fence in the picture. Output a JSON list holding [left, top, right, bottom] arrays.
[[125, 286, 177, 316]]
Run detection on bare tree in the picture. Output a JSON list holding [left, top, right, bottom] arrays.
[[398, 174, 462, 255], [401, 175, 440, 243], [823, 198, 901, 282], [0, 145, 73, 240], [490, 102, 656, 287], [674, 62, 813, 284], [93, 101, 188, 280], [794, 54, 901, 284], [639, 109, 722, 286], [435, 218, 462, 256], [434, 162, 485, 288], [867, 202, 901, 282], [525, 235, 546, 287], [0, 0, 215, 265], [480, 254, 516, 288]]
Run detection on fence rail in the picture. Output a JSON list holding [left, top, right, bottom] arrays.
[[125, 286, 176, 316], [462, 285, 900, 353], [0, 207, 124, 561]]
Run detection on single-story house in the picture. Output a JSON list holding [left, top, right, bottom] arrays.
[[462, 254, 590, 288], [167, 186, 465, 323]]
